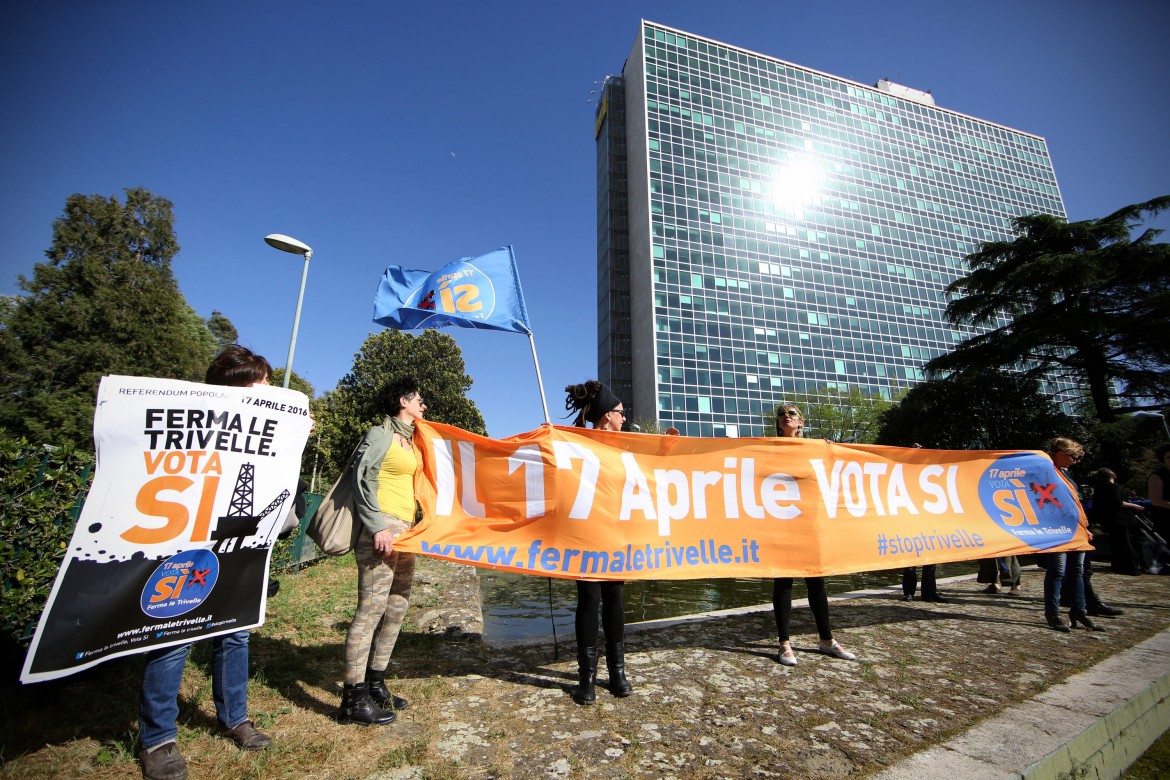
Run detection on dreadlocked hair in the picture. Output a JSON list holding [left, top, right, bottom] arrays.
[[564, 380, 604, 428]]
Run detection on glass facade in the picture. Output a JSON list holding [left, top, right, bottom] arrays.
[[596, 22, 1067, 437]]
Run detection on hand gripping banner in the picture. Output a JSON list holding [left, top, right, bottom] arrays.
[[21, 376, 312, 683], [393, 422, 1091, 580]]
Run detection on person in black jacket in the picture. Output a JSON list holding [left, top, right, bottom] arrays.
[[563, 380, 634, 705]]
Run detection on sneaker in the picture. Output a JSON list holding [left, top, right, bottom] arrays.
[[817, 639, 857, 661], [1008, 586, 1023, 596], [220, 719, 272, 751], [778, 644, 797, 666], [983, 583, 999, 594], [138, 741, 188, 780]]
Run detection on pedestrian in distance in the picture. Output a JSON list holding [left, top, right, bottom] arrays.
[[901, 564, 948, 602]]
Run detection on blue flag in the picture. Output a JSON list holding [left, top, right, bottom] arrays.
[[372, 246, 532, 335]]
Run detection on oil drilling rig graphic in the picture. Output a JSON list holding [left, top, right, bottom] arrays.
[[211, 463, 290, 552]]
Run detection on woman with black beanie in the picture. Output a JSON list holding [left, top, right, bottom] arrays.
[[563, 380, 633, 705]]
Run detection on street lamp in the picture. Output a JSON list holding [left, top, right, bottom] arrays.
[[264, 233, 313, 389], [1131, 411, 1170, 441]]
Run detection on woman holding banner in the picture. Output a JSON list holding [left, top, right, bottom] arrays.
[[138, 346, 274, 780], [565, 380, 633, 705], [1044, 437, 1104, 632], [772, 404, 857, 666], [339, 376, 424, 725]]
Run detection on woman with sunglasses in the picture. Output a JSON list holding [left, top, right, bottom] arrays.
[[1043, 437, 1103, 632], [563, 380, 633, 704], [771, 403, 857, 666]]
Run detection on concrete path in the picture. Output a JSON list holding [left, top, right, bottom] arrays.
[[489, 570, 1170, 779], [872, 627, 1170, 779]]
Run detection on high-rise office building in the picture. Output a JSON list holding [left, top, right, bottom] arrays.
[[596, 21, 1066, 437]]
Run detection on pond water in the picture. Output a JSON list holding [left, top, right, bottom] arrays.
[[479, 561, 981, 643]]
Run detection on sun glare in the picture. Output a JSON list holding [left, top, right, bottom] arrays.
[[768, 157, 823, 215]]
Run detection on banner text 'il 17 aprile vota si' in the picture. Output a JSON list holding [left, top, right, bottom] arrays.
[[393, 422, 1089, 580]]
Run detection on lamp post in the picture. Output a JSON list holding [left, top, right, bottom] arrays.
[[264, 233, 313, 389], [1132, 410, 1170, 442]]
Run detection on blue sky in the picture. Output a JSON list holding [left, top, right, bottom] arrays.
[[3, 0, 1168, 438]]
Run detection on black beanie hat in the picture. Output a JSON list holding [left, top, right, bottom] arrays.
[[585, 382, 622, 425]]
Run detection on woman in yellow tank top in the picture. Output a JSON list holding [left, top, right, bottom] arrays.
[[339, 376, 426, 725]]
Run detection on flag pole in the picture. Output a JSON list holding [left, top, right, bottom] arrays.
[[527, 331, 551, 424]]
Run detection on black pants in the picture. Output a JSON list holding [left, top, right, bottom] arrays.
[[575, 581, 624, 648], [902, 565, 937, 598], [1060, 558, 1103, 609], [773, 577, 832, 642]]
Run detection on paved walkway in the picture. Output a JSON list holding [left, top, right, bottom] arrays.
[[870, 596, 1170, 779], [485, 568, 1170, 779]]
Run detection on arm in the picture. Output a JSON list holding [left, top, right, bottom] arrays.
[[351, 421, 393, 535]]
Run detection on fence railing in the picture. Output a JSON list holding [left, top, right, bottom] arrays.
[[275, 493, 327, 570]]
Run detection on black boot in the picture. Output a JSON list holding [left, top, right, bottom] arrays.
[[1045, 613, 1070, 633], [338, 682, 396, 725], [1083, 564, 1124, 616], [1069, 610, 1106, 632], [366, 668, 409, 711], [571, 647, 599, 705], [606, 642, 633, 697]]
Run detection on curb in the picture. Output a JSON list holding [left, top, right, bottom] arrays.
[[871, 628, 1170, 779]]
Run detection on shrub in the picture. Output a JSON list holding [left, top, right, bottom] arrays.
[[0, 438, 93, 644]]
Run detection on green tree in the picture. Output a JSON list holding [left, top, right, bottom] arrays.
[[207, 310, 239, 352], [310, 330, 486, 486], [925, 196, 1170, 422], [876, 369, 1079, 450], [269, 368, 315, 398], [0, 188, 218, 448], [776, 384, 893, 443]]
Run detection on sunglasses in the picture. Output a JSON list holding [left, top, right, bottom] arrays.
[[781, 410, 801, 419], [609, 409, 627, 418]]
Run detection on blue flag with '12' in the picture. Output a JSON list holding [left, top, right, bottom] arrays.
[[373, 246, 532, 335]]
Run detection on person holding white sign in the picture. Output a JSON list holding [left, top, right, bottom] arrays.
[[564, 380, 633, 705], [772, 403, 857, 666], [138, 346, 275, 780]]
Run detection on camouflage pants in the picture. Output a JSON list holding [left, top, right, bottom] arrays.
[[343, 515, 415, 684]]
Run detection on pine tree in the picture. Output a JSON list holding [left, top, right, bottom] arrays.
[[926, 196, 1170, 420], [0, 188, 218, 447]]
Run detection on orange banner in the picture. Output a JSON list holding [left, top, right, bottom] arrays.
[[393, 422, 1090, 580]]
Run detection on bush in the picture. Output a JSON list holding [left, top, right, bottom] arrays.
[[0, 438, 93, 644]]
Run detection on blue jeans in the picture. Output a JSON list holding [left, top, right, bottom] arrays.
[[1043, 552, 1086, 616], [139, 630, 250, 749]]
